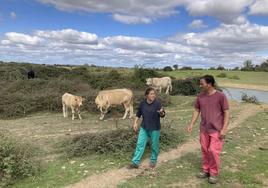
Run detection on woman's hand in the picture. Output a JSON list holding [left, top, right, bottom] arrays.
[[133, 122, 139, 133], [158, 107, 165, 117]]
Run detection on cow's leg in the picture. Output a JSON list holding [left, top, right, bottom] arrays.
[[62, 104, 66, 117], [99, 107, 104, 120], [159, 86, 162, 93], [129, 104, 134, 118], [165, 86, 169, 94], [169, 84, 172, 92], [122, 103, 128, 119], [71, 107, 75, 120], [77, 108, 82, 120]]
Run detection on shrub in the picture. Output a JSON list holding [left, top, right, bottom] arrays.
[[180, 66, 192, 70], [64, 126, 185, 157], [0, 79, 93, 118], [163, 66, 173, 71], [131, 66, 163, 88], [171, 77, 201, 96], [241, 93, 259, 104], [216, 73, 227, 78], [0, 131, 40, 187]]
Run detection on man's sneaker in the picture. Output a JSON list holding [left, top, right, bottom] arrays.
[[127, 163, 139, 169], [196, 171, 210, 178], [208, 176, 218, 184]]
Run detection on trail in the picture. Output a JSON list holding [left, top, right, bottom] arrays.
[[65, 104, 263, 188]]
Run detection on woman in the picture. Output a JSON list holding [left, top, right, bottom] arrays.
[[128, 87, 165, 169]]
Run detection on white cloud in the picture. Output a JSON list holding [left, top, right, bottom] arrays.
[[112, 14, 151, 24], [35, 29, 98, 44], [1, 32, 43, 45], [37, 0, 260, 24], [188, 19, 207, 29], [10, 11, 17, 20], [1, 21, 268, 68], [37, 0, 181, 24], [185, 0, 253, 23], [249, 0, 268, 15]]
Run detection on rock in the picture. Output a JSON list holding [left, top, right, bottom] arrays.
[[80, 163, 85, 167]]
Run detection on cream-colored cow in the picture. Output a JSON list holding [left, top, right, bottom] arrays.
[[146, 77, 172, 94], [95, 89, 134, 120], [62, 93, 84, 120]]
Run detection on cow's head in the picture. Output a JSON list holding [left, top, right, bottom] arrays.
[[146, 78, 153, 86], [74, 96, 84, 107]]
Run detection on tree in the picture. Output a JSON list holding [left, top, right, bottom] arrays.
[[163, 66, 173, 71], [173, 64, 178, 70], [180, 66, 192, 70], [232, 67, 240, 71], [241, 60, 254, 71], [217, 65, 225, 70]]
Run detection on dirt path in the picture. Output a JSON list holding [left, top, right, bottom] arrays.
[[219, 82, 268, 92], [65, 104, 264, 188]]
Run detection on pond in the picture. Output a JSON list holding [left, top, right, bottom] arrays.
[[223, 87, 268, 104]]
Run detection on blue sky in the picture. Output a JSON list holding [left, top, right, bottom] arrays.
[[0, 0, 268, 68]]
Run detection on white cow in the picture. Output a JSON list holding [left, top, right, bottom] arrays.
[[95, 89, 134, 120], [62, 93, 85, 120], [146, 77, 172, 94]]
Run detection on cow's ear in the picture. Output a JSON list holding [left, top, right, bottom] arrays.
[[82, 98, 86, 101]]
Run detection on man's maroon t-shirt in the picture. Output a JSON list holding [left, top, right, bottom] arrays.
[[195, 91, 229, 133]]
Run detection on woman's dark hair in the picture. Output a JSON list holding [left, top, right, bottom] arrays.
[[201, 75, 215, 87], [145, 87, 156, 96]]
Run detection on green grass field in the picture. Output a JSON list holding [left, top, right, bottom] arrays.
[[162, 70, 268, 86], [1, 96, 241, 188], [118, 109, 268, 188]]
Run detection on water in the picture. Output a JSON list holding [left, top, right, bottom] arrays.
[[223, 87, 268, 104]]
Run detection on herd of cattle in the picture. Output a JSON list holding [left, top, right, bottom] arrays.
[[61, 77, 172, 120]]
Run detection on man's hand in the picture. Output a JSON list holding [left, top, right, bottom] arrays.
[[220, 129, 227, 139], [187, 124, 193, 133]]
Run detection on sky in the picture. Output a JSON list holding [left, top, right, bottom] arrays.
[[0, 0, 268, 68]]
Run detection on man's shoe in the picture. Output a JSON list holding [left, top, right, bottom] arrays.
[[208, 176, 218, 184], [196, 171, 210, 178], [127, 163, 139, 169]]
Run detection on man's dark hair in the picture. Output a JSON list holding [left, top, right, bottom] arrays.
[[145, 87, 156, 96], [201, 75, 215, 87]]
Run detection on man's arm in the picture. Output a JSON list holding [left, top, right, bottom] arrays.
[[220, 110, 230, 139], [187, 109, 200, 133]]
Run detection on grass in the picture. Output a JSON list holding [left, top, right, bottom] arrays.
[[0, 94, 241, 188], [162, 70, 268, 86], [118, 108, 268, 188], [0, 95, 210, 188]]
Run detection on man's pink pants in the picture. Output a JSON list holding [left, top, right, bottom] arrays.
[[200, 131, 223, 176]]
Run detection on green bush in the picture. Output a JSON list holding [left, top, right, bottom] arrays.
[[241, 93, 259, 104], [171, 77, 201, 96], [163, 66, 173, 71], [64, 126, 185, 157], [0, 131, 40, 187], [0, 79, 93, 118], [216, 73, 227, 78]]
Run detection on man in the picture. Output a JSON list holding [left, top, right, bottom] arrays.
[[128, 87, 165, 169], [187, 75, 230, 184]]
